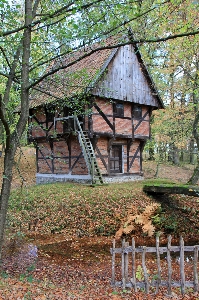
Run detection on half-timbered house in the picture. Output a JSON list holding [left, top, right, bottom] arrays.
[[28, 39, 164, 184]]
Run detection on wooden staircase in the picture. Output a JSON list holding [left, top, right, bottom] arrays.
[[75, 117, 103, 185]]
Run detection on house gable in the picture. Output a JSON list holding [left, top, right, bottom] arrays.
[[92, 44, 161, 108]]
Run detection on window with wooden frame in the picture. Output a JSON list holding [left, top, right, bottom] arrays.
[[46, 107, 55, 122], [113, 102, 124, 117], [132, 104, 142, 119], [110, 145, 123, 173]]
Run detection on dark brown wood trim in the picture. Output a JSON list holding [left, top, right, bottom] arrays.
[[134, 108, 150, 131], [129, 144, 141, 171], [70, 152, 83, 172], [35, 143, 39, 173], [93, 132, 132, 139], [32, 115, 45, 125], [32, 115, 47, 138], [95, 145, 108, 171], [90, 136, 98, 150], [93, 132, 114, 138], [134, 135, 149, 140], [113, 104, 115, 137], [37, 147, 53, 173], [107, 138, 115, 175], [47, 122, 54, 132], [149, 107, 153, 139], [92, 112, 131, 120], [94, 104, 114, 131], [127, 139, 133, 173]]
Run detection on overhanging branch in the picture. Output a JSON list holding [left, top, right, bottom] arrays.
[[28, 29, 199, 90], [0, 95, 11, 148]]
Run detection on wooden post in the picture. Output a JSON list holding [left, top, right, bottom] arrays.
[[111, 239, 116, 286], [121, 239, 125, 288], [121, 239, 129, 289], [91, 157, 95, 184], [180, 236, 185, 295], [156, 235, 161, 294], [73, 115, 77, 132], [131, 238, 137, 292], [167, 235, 172, 296], [194, 245, 198, 292], [124, 242, 129, 285], [142, 246, 149, 293]]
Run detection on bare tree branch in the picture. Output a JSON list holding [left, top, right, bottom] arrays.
[[0, 95, 11, 148], [32, 0, 41, 17], [0, 46, 11, 69], [28, 29, 199, 90], [1, 0, 107, 37], [3, 47, 21, 106]]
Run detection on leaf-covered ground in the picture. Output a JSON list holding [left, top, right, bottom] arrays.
[[1, 148, 199, 299]]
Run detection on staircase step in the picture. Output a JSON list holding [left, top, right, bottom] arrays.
[[77, 128, 103, 184]]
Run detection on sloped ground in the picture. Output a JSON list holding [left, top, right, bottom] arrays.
[[0, 148, 199, 299], [0, 147, 36, 189]]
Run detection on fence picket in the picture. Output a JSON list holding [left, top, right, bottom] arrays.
[[131, 238, 137, 292], [121, 239, 125, 288], [167, 235, 172, 295], [194, 245, 198, 292], [155, 235, 161, 294], [111, 239, 116, 286], [142, 246, 149, 293], [124, 242, 129, 285], [180, 236, 185, 295]]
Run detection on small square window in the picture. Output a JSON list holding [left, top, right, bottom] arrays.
[[132, 104, 142, 119], [113, 103, 124, 117], [47, 110, 54, 122]]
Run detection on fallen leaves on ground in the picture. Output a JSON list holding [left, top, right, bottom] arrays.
[[1, 235, 199, 299], [1, 149, 199, 299]]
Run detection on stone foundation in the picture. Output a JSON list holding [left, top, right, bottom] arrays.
[[36, 173, 92, 184], [36, 173, 144, 184]]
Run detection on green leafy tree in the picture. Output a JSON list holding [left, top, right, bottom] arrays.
[[140, 1, 199, 176]]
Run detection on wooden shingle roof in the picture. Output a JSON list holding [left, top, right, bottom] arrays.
[[29, 37, 164, 109], [29, 45, 115, 108]]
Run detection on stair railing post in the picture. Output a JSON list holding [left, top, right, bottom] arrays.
[[91, 157, 95, 184], [73, 114, 77, 132]]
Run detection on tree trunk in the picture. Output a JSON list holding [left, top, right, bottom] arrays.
[[148, 145, 155, 160], [0, 0, 33, 263], [187, 90, 199, 184], [173, 145, 179, 165], [189, 138, 195, 165], [0, 137, 17, 263], [168, 143, 179, 165], [187, 156, 199, 185]]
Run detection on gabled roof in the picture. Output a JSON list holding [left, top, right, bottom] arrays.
[[29, 36, 164, 109]]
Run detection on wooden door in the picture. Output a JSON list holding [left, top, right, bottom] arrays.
[[110, 145, 122, 173]]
